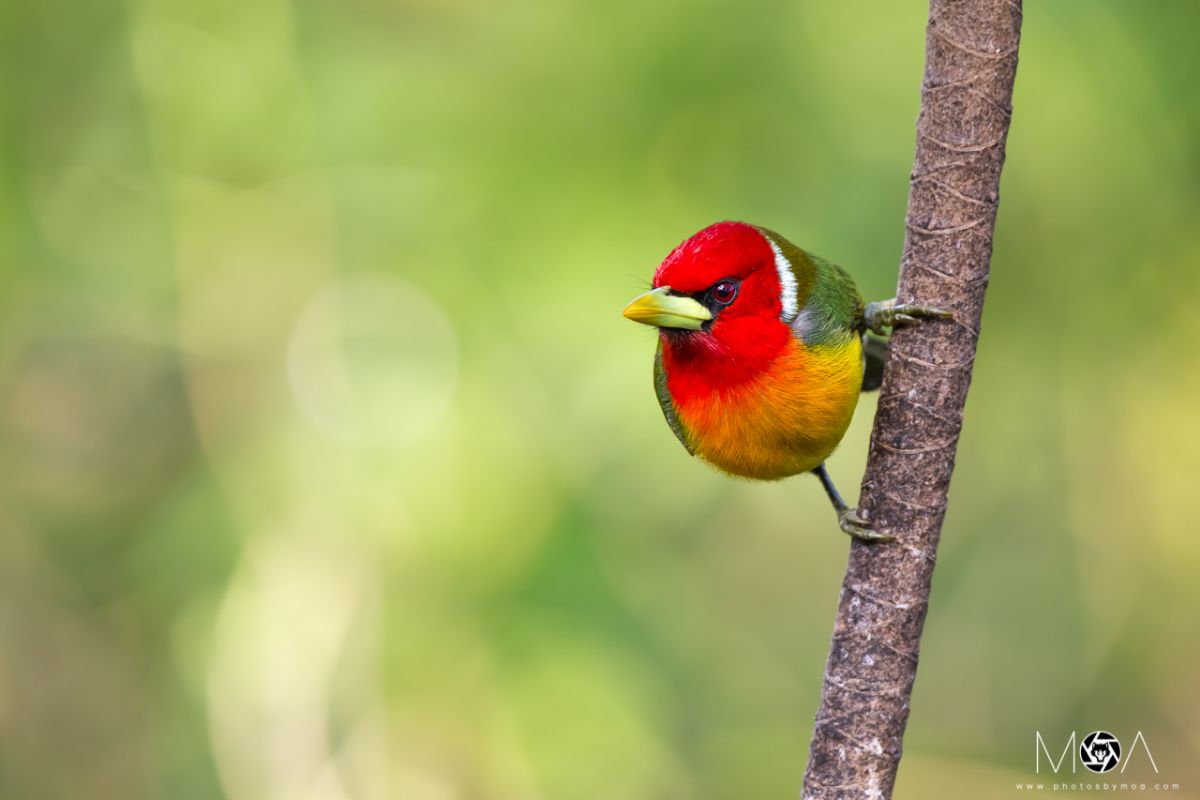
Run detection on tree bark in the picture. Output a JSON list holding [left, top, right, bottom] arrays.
[[801, 1, 1022, 798]]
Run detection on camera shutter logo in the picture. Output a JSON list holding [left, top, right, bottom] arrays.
[[1080, 731, 1121, 773]]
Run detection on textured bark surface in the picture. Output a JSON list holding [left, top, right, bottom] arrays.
[[801, 1, 1022, 798]]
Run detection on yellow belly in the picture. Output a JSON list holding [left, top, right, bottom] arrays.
[[675, 336, 863, 480]]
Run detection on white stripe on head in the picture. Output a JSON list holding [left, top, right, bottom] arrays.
[[765, 236, 799, 323]]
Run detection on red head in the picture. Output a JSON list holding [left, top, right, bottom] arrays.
[[625, 222, 801, 392]]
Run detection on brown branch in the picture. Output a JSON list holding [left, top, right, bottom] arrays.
[[801, 1, 1023, 798]]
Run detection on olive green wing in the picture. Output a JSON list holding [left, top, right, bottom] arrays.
[[756, 228, 863, 346], [654, 339, 694, 454], [806, 254, 886, 393], [796, 251, 866, 345]]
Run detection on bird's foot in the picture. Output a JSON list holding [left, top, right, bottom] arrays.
[[838, 508, 896, 543], [863, 298, 953, 336]]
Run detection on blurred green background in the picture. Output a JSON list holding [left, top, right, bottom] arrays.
[[2, 0, 1198, 797]]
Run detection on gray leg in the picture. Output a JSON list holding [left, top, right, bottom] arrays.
[[812, 463, 895, 543]]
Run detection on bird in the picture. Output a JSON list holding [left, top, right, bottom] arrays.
[[622, 221, 950, 542]]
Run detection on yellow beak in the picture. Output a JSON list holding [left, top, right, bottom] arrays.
[[622, 286, 712, 331]]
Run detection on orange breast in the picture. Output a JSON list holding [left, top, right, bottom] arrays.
[[674, 336, 863, 480]]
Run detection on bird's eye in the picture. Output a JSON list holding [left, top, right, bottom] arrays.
[[711, 280, 738, 305]]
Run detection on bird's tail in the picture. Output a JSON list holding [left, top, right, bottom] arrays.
[[861, 335, 888, 393]]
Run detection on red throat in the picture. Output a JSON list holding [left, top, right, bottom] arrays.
[[659, 318, 791, 404], [654, 221, 792, 404]]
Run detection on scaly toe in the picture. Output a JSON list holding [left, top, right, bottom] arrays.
[[894, 303, 953, 321], [837, 509, 896, 543]]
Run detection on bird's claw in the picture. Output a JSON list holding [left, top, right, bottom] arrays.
[[864, 299, 953, 336], [838, 508, 896, 543]]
